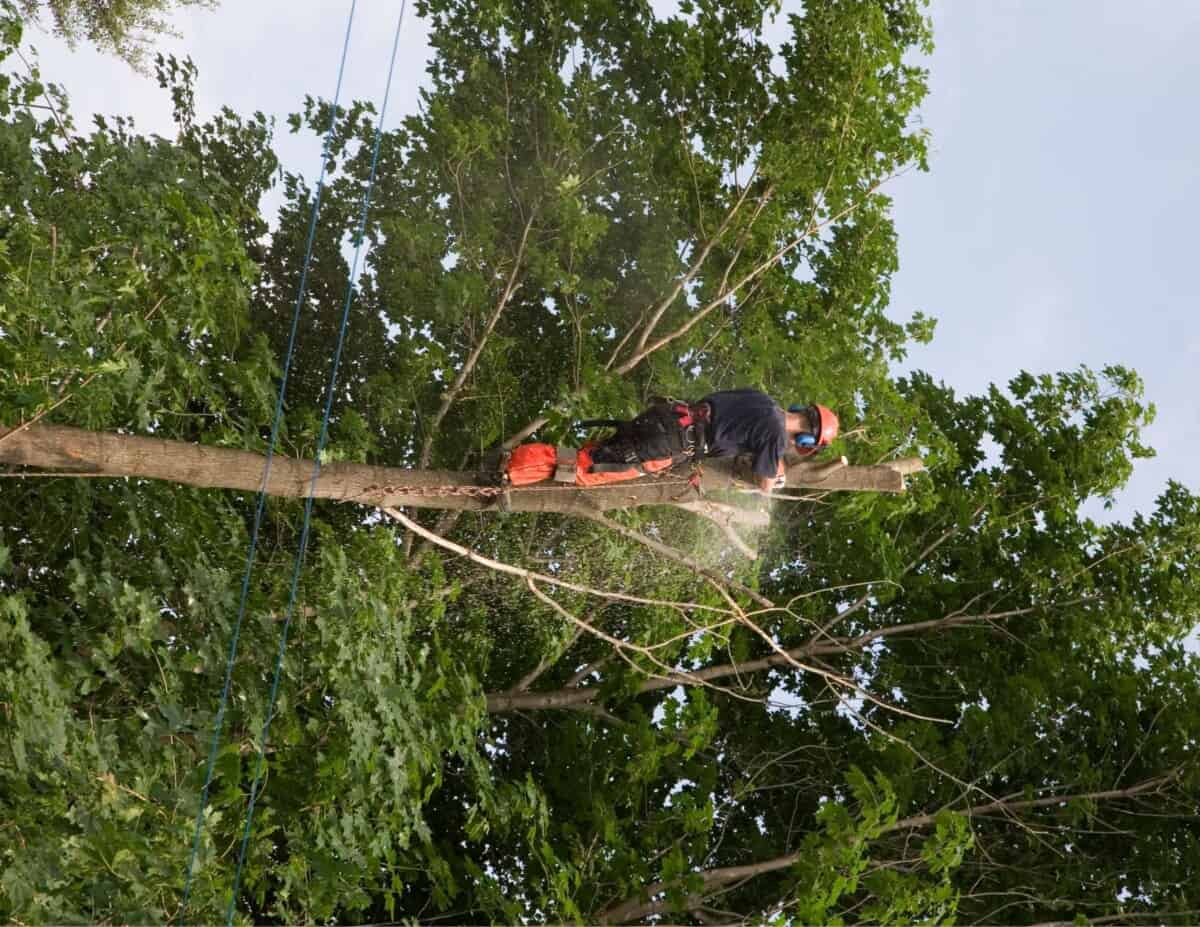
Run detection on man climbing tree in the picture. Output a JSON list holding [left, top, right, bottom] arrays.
[[586, 388, 840, 495], [698, 388, 839, 494], [3, 2, 1198, 925]]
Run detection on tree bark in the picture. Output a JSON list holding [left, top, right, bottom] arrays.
[[0, 423, 922, 516]]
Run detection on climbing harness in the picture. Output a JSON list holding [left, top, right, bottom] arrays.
[[581, 397, 711, 472]]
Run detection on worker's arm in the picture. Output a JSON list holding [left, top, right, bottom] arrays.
[[757, 460, 787, 495]]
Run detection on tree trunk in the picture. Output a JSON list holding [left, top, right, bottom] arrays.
[[0, 423, 922, 515]]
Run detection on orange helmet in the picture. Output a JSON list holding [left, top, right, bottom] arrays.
[[789, 404, 839, 456]]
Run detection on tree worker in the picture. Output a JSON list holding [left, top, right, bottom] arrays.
[[584, 388, 839, 494], [693, 388, 839, 494]]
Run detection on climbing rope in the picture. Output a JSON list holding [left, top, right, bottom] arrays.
[[224, 4, 409, 923], [180, 2, 410, 922], [179, 0, 359, 918]]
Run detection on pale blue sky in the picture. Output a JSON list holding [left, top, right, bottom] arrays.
[[20, 0, 1197, 522], [889, 1, 1199, 521]]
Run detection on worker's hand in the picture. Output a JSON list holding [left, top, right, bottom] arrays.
[[773, 472, 787, 491], [757, 475, 776, 495]]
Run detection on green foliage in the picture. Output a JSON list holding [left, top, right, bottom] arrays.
[[15, 0, 215, 69], [3, 1, 1199, 925], [0, 28, 277, 442], [781, 769, 960, 926]]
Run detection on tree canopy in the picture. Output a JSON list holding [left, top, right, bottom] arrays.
[[15, 0, 214, 68], [1, 1, 1198, 924]]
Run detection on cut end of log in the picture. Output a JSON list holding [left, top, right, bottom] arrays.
[[886, 457, 926, 477]]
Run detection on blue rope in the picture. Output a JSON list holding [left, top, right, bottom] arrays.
[[179, 0, 359, 918], [225, 4, 409, 923]]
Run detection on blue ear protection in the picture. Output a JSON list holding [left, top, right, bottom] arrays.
[[788, 404, 818, 449]]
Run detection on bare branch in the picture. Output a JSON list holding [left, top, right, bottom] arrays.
[[809, 496, 981, 645], [508, 624, 586, 693], [889, 773, 1179, 833], [1030, 911, 1200, 927], [614, 174, 900, 378], [15, 46, 69, 140], [713, 182, 776, 302], [731, 607, 950, 727], [903, 501, 986, 574], [582, 510, 772, 607], [626, 170, 763, 362], [501, 415, 547, 452], [597, 774, 1179, 924], [419, 211, 536, 469], [800, 600, 1092, 660], [382, 506, 731, 617], [488, 585, 985, 720], [1113, 703, 1168, 789], [565, 654, 611, 689]]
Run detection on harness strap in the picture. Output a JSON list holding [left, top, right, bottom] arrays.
[[577, 418, 625, 429], [577, 399, 712, 471], [589, 460, 647, 473]]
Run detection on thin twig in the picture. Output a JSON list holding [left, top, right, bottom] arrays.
[[418, 211, 536, 469], [383, 507, 731, 616], [15, 46, 69, 140], [581, 510, 771, 607]]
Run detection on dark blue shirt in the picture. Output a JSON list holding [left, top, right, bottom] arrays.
[[701, 389, 787, 479]]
